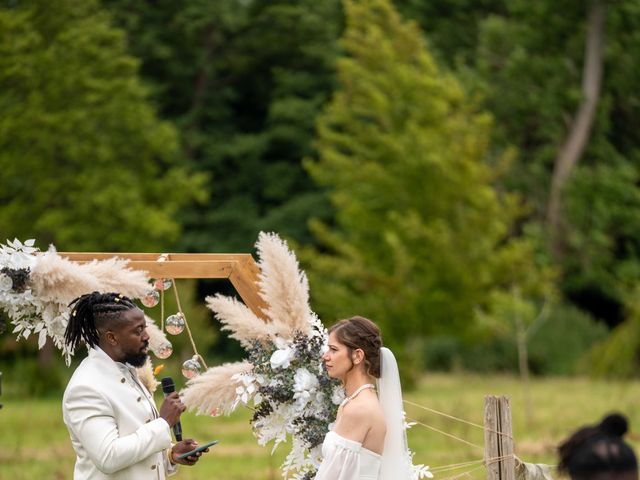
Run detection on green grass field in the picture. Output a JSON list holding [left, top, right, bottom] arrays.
[[1, 373, 639, 479]]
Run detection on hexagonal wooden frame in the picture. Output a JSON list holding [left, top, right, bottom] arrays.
[[58, 252, 268, 320]]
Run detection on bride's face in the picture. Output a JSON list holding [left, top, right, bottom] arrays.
[[323, 331, 353, 380]]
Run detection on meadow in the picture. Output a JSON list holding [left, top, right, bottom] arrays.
[[1, 373, 639, 480]]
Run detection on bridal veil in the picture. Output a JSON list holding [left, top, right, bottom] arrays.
[[378, 347, 413, 480]]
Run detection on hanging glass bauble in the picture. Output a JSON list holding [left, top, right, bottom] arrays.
[[154, 342, 173, 359], [0, 274, 12, 291], [140, 290, 160, 308], [154, 278, 172, 291], [181, 356, 201, 379], [165, 313, 185, 335]]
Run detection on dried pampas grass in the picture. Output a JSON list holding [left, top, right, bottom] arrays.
[[256, 232, 312, 334], [77, 257, 149, 299], [206, 294, 291, 346], [145, 315, 169, 352], [137, 357, 160, 394], [181, 361, 253, 416], [30, 251, 149, 305]]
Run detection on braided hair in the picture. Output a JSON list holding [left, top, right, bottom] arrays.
[[329, 316, 383, 378], [64, 292, 137, 352]]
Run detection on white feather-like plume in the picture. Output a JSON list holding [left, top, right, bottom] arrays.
[[206, 294, 290, 346], [256, 232, 313, 334], [30, 250, 149, 305], [182, 361, 253, 416]]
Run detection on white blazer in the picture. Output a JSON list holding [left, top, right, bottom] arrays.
[[63, 347, 178, 479]]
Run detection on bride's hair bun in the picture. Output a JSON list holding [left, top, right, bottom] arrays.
[[329, 316, 383, 378]]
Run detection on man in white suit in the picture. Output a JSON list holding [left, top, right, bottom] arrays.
[[62, 292, 208, 479]]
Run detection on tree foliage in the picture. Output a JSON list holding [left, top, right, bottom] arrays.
[[303, 0, 540, 356], [103, 0, 342, 252], [0, 0, 206, 250]]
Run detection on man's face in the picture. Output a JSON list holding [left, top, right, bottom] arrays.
[[111, 308, 150, 367]]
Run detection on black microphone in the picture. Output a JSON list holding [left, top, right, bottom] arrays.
[[161, 377, 182, 441]]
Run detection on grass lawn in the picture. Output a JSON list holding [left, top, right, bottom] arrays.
[[1, 373, 639, 479]]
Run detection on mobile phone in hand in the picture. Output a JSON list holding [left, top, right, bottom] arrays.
[[176, 440, 219, 460]]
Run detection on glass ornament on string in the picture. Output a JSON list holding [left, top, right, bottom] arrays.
[[140, 289, 160, 308], [154, 341, 173, 359], [153, 278, 172, 291], [165, 313, 185, 335], [182, 355, 202, 379]]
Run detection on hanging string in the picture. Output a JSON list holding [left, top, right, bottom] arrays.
[[157, 253, 168, 332], [407, 417, 484, 450], [160, 287, 165, 332], [171, 278, 208, 370]]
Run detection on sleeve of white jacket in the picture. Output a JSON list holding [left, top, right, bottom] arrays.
[[64, 385, 173, 475], [314, 440, 360, 480], [164, 445, 179, 477]]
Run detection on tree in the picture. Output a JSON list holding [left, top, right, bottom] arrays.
[[104, 0, 343, 252], [303, 0, 538, 369], [546, 0, 605, 258], [0, 0, 206, 251]]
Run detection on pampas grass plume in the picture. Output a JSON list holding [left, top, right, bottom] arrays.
[[207, 294, 290, 345], [256, 232, 312, 334], [31, 252, 149, 305], [181, 361, 253, 416]]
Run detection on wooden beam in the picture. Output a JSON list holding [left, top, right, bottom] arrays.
[[57, 252, 268, 320]]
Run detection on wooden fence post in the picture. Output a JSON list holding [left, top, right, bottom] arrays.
[[484, 395, 515, 480]]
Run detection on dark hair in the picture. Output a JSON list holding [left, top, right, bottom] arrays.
[[64, 292, 137, 351], [329, 316, 383, 378], [558, 413, 638, 480]]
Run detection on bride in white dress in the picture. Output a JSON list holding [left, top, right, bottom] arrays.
[[315, 316, 413, 480]]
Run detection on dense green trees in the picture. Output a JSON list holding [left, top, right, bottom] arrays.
[[0, 0, 205, 251], [301, 0, 548, 378], [2, 0, 640, 377], [104, 0, 342, 251]]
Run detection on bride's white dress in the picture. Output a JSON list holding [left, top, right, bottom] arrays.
[[314, 431, 381, 480], [314, 348, 414, 480]]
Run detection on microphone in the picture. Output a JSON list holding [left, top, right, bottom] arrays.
[[161, 377, 183, 441]]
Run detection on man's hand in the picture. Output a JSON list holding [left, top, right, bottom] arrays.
[[159, 391, 185, 427], [170, 439, 209, 466]]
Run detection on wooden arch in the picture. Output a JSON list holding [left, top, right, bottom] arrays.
[[58, 252, 268, 320]]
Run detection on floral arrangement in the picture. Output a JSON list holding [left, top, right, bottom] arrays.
[[0, 238, 168, 391], [181, 232, 431, 479], [181, 232, 339, 478]]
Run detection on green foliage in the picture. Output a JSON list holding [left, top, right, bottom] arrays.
[[303, 0, 538, 367], [467, 1, 640, 323], [528, 303, 607, 375], [586, 288, 640, 378], [0, 0, 206, 251], [104, 0, 342, 252], [424, 303, 606, 375]]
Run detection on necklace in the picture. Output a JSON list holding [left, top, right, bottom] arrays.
[[340, 383, 375, 407]]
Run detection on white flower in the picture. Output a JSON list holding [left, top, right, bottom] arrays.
[[293, 368, 319, 410], [293, 368, 318, 394], [331, 385, 346, 405], [270, 346, 294, 369], [232, 372, 259, 405]]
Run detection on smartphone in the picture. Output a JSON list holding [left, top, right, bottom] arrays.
[[176, 440, 219, 460]]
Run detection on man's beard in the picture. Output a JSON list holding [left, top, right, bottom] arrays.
[[124, 352, 148, 367], [124, 343, 149, 367]]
